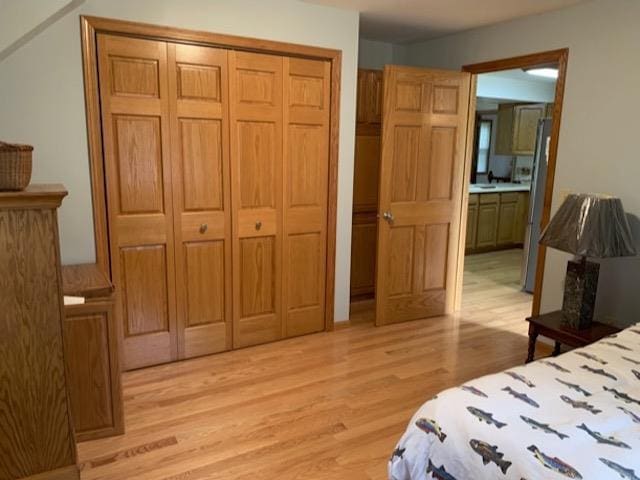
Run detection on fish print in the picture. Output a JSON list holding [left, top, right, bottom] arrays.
[[603, 386, 640, 406], [580, 364, 618, 381], [555, 378, 592, 397], [617, 406, 640, 424], [427, 459, 457, 480], [527, 445, 582, 479], [540, 360, 571, 373], [505, 371, 535, 387], [560, 395, 602, 415], [601, 341, 632, 351], [460, 385, 488, 398], [576, 423, 631, 449], [466, 406, 507, 429], [469, 439, 512, 474], [502, 386, 539, 407], [599, 458, 640, 480], [415, 418, 447, 442], [574, 351, 608, 365], [633, 369, 640, 380], [622, 356, 640, 366], [389, 447, 405, 461], [520, 415, 568, 439]]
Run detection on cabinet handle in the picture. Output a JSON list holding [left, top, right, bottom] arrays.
[[199, 223, 208, 234], [255, 220, 262, 231]]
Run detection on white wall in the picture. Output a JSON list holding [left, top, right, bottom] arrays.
[[358, 38, 393, 69], [402, 0, 640, 326], [0, 0, 359, 322]]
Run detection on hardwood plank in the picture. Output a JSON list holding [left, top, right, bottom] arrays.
[[77, 249, 541, 479]]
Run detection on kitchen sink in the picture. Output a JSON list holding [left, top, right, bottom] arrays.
[[479, 185, 497, 189]]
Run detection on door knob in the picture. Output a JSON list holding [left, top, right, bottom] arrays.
[[255, 220, 262, 231], [382, 211, 394, 224], [199, 223, 208, 234]]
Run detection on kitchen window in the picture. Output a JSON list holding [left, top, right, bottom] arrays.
[[475, 119, 492, 174]]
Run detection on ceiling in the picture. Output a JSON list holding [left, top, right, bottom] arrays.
[[484, 68, 558, 84], [303, 0, 586, 43]]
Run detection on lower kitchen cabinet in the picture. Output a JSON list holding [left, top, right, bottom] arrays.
[[466, 191, 529, 254]]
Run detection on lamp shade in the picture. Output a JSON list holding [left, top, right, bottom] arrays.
[[540, 193, 637, 258]]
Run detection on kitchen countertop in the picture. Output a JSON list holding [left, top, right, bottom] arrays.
[[469, 183, 531, 194]]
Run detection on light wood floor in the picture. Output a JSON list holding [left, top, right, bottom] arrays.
[[78, 249, 540, 480]]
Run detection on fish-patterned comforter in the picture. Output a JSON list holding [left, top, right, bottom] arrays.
[[389, 323, 640, 480]]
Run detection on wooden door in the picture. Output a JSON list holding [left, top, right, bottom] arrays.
[[283, 58, 330, 337], [229, 51, 283, 348], [497, 200, 518, 245], [466, 203, 478, 250], [167, 44, 232, 359], [376, 66, 471, 325], [350, 212, 377, 296], [512, 104, 544, 154], [97, 34, 178, 369]]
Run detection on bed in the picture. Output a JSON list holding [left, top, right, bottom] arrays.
[[389, 323, 640, 480]]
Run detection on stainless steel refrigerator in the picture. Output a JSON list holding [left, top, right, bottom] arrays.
[[522, 118, 552, 292]]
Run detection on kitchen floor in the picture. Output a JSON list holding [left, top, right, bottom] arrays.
[[462, 248, 532, 322]]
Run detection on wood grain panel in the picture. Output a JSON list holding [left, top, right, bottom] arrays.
[[423, 224, 449, 290], [352, 134, 380, 212], [184, 241, 224, 326], [377, 66, 471, 325], [110, 56, 159, 97], [120, 245, 169, 336], [177, 64, 220, 100], [240, 236, 275, 317], [283, 57, 329, 338], [388, 226, 414, 297], [230, 51, 284, 348], [349, 216, 377, 298], [428, 127, 456, 201], [287, 125, 324, 207], [63, 312, 113, 432], [179, 119, 223, 211], [497, 201, 517, 245], [98, 33, 178, 370], [169, 43, 231, 359], [237, 121, 276, 208], [0, 189, 78, 479], [390, 126, 420, 202], [114, 115, 163, 214], [476, 203, 499, 248]]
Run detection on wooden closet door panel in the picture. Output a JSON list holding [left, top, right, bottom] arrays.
[[230, 51, 283, 348], [283, 57, 330, 338], [168, 43, 232, 359], [97, 34, 178, 370]]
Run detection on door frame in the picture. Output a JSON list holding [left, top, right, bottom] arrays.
[[454, 48, 569, 316], [79, 15, 342, 330]]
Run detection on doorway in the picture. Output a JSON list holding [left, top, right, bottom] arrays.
[[348, 49, 568, 326]]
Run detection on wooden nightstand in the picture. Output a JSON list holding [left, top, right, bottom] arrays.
[[525, 310, 621, 363]]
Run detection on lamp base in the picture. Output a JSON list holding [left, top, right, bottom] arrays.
[[562, 258, 599, 329]]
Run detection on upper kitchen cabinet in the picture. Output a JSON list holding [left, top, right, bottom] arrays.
[[357, 69, 383, 125], [495, 103, 545, 155]]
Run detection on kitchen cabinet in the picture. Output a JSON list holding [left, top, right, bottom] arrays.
[[495, 103, 545, 155], [466, 191, 529, 253]]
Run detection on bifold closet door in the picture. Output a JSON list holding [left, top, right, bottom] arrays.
[[97, 35, 178, 369], [168, 44, 232, 359], [283, 58, 330, 337], [229, 51, 284, 348]]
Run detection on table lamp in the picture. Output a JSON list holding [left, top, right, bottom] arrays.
[[539, 193, 636, 329]]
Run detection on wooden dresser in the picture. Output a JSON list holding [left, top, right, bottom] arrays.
[[61, 263, 123, 442], [0, 185, 80, 480]]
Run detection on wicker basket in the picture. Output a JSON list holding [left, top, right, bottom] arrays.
[[0, 141, 33, 191]]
